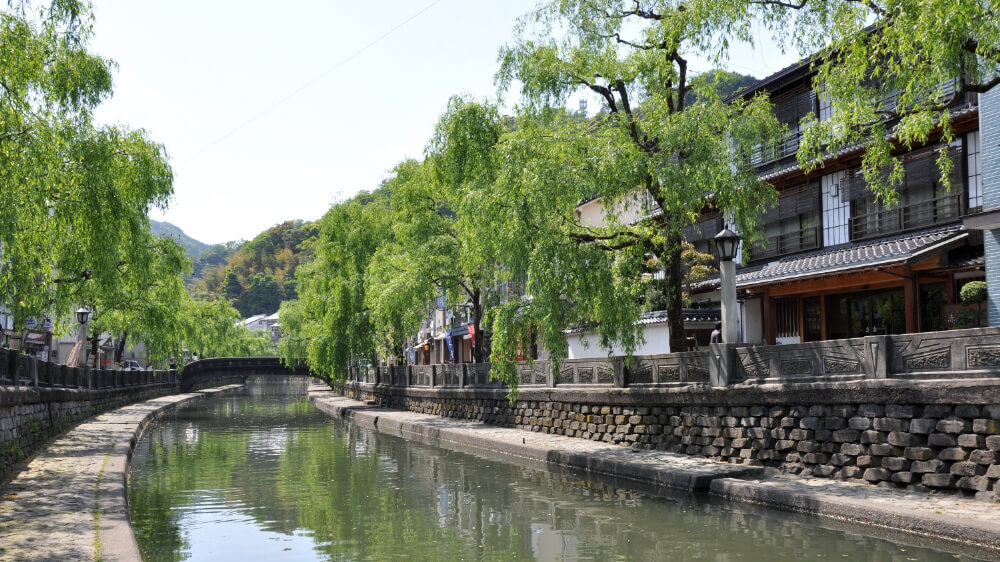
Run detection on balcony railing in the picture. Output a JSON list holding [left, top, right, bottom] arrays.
[[850, 193, 961, 241], [748, 130, 803, 167], [748, 225, 820, 261]]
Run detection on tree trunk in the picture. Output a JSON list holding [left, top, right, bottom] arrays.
[[115, 331, 127, 363], [472, 288, 484, 363], [663, 229, 688, 353]]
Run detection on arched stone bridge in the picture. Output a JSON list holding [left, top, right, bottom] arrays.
[[180, 357, 324, 392]]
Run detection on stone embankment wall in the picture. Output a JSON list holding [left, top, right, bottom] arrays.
[[344, 381, 1000, 502], [0, 350, 178, 481]]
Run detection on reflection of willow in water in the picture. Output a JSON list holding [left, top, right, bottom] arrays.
[[130, 383, 971, 561]]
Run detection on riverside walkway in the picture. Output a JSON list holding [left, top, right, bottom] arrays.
[[0, 385, 243, 562], [309, 386, 1000, 557]]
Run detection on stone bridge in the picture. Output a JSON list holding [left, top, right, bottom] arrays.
[[180, 356, 322, 391]]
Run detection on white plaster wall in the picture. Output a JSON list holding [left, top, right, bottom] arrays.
[[566, 323, 671, 359], [576, 199, 607, 227], [742, 297, 764, 344]]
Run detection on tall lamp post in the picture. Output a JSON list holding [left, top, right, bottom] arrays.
[[713, 229, 741, 344], [76, 307, 90, 366]]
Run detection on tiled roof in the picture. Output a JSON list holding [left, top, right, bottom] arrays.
[[736, 225, 966, 287]]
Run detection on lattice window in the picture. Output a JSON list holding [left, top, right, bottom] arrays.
[[967, 130, 983, 212], [776, 298, 800, 339]]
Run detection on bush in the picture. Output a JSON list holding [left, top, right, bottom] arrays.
[[960, 280, 987, 304]]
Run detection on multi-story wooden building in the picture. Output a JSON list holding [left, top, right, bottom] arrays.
[[690, 61, 985, 345]]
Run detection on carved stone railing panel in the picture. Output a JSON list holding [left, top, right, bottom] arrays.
[[625, 352, 709, 386], [890, 327, 1000, 379], [737, 337, 869, 383], [438, 364, 461, 386], [409, 365, 432, 387], [558, 358, 616, 385]]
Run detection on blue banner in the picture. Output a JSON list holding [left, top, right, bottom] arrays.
[[445, 330, 454, 359], [408, 346, 416, 365]]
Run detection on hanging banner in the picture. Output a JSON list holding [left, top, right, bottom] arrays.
[[445, 329, 454, 359], [468, 324, 476, 345], [408, 346, 416, 365]]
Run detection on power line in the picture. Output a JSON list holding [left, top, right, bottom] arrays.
[[191, 0, 445, 158]]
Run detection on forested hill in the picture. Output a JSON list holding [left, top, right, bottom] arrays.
[[189, 220, 319, 318], [150, 219, 211, 259]]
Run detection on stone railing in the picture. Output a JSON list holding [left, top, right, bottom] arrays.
[[352, 327, 1000, 390], [0, 349, 179, 389]]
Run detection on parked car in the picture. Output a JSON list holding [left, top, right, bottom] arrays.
[[120, 360, 143, 371]]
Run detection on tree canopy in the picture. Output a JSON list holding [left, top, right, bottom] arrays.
[[1, 1, 273, 364]]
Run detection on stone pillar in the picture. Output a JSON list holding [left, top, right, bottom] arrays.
[[709, 343, 738, 387], [720, 259, 739, 343]]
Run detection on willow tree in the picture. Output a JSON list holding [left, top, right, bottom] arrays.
[[278, 188, 394, 380], [367, 99, 505, 364], [732, 0, 1000, 201], [493, 0, 784, 359], [0, 0, 181, 351]]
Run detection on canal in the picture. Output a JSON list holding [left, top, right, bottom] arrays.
[[128, 379, 982, 561]]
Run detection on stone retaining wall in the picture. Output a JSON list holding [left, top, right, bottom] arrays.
[[0, 385, 176, 481], [345, 381, 1000, 502]]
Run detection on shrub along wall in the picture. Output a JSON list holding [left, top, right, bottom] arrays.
[[344, 380, 1000, 502]]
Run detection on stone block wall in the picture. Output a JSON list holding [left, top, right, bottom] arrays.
[[345, 381, 1000, 502], [0, 385, 176, 481]]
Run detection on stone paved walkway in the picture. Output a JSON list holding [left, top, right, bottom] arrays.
[[0, 385, 243, 562], [309, 388, 1000, 556]]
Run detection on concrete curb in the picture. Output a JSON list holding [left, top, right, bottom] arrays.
[[709, 478, 1000, 555], [311, 390, 1000, 556]]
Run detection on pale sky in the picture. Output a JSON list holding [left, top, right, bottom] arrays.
[[89, 1, 797, 246]]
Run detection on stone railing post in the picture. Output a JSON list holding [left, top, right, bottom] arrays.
[[709, 343, 739, 387], [613, 357, 625, 388], [862, 335, 889, 379]]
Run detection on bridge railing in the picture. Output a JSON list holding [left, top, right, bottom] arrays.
[[0, 348, 180, 389]]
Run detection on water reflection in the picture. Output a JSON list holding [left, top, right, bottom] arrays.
[[129, 380, 980, 561]]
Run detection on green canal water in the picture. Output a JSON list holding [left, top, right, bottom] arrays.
[[128, 380, 985, 561]]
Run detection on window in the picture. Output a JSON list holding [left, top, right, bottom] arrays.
[[847, 142, 964, 240], [749, 181, 821, 260], [967, 130, 983, 212], [776, 298, 799, 339], [683, 212, 722, 256]]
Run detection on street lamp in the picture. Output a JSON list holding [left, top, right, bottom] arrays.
[[76, 307, 90, 366], [713, 229, 741, 343]]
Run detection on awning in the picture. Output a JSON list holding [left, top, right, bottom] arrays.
[[736, 225, 968, 289]]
